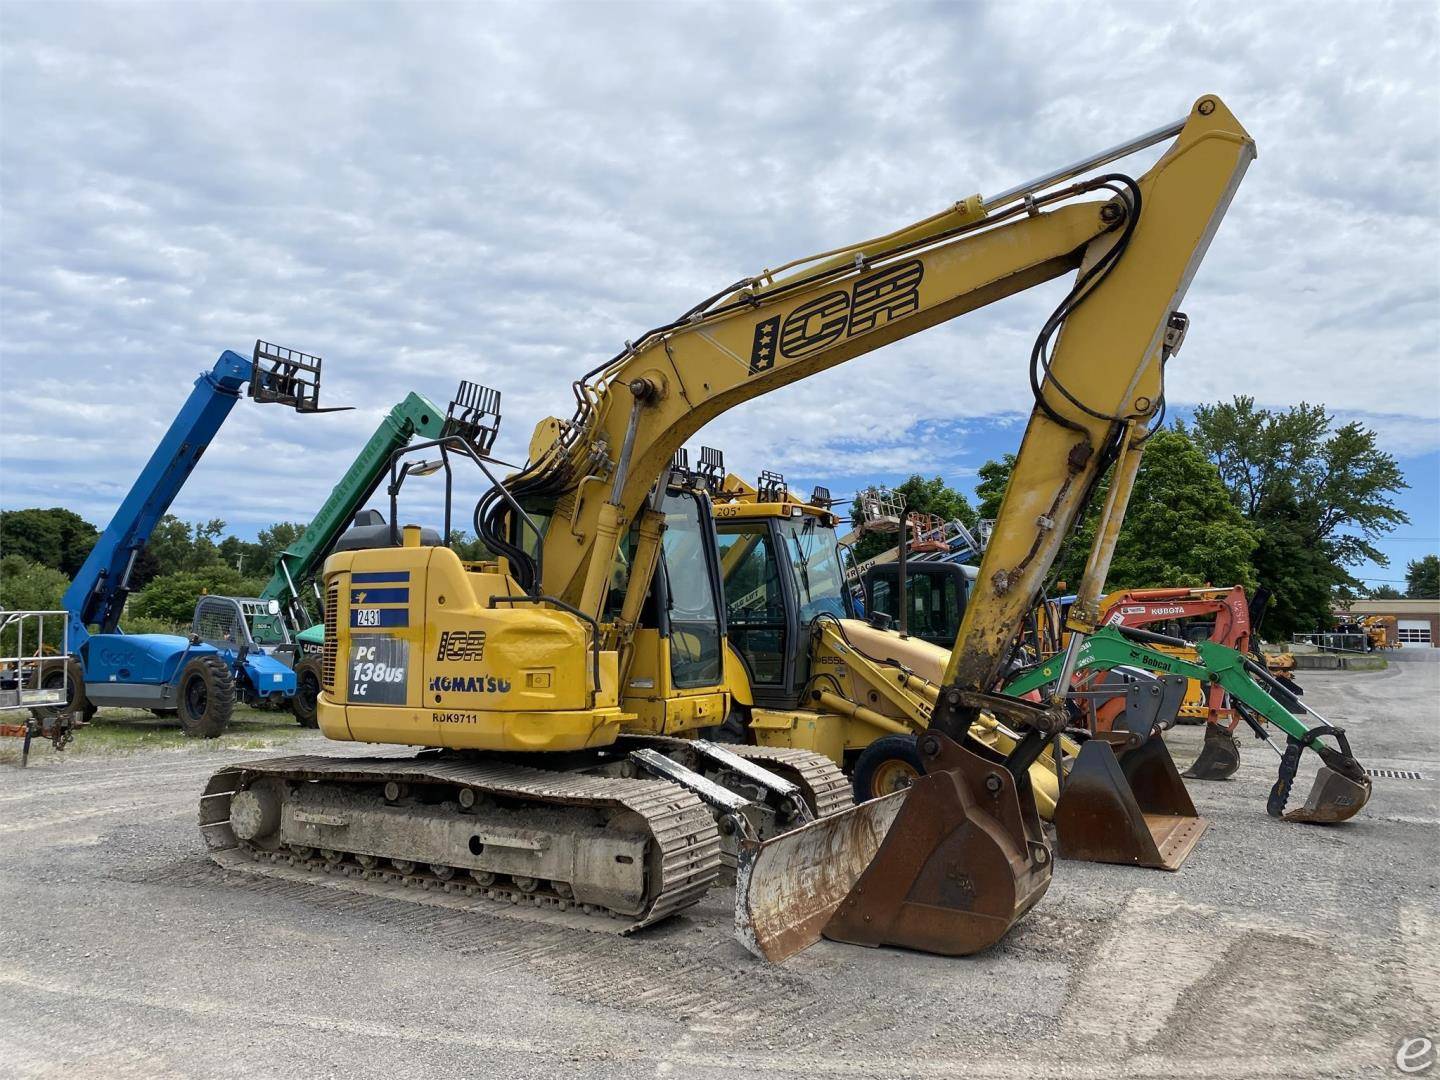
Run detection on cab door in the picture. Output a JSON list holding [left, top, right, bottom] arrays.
[[715, 520, 802, 707]]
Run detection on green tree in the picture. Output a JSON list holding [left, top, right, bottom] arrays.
[[128, 566, 266, 624], [449, 530, 495, 562], [0, 556, 71, 654], [849, 475, 979, 562], [0, 507, 98, 576], [0, 555, 70, 611], [1103, 430, 1259, 591], [973, 429, 1258, 595], [1366, 584, 1404, 600], [974, 454, 1016, 521], [1190, 397, 1409, 636], [1407, 555, 1440, 599], [143, 515, 201, 575]]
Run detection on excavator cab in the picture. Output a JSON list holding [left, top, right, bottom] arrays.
[[712, 476, 853, 710], [863, 562, 972, 649]]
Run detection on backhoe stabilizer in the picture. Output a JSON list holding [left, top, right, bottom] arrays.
[[735, 732, 1051, 962]]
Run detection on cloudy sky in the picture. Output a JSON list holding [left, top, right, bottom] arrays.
[[2, 1, 1436, 587]]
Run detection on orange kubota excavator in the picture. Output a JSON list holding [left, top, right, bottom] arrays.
[[1085, 585, 1297, 780]]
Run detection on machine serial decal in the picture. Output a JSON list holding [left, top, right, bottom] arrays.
[[428, 674, 512, 694], [436, 629, 486, 662], [352, 608, 408, 628], [748, 259, 924, 373]]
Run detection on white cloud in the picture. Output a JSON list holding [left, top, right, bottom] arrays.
[[0, 1, 1435, 536]]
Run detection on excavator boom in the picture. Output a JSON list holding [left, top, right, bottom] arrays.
[[740, 97, 1255, 960]]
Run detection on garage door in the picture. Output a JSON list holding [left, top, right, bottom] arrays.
[[1398, 619, 1433, 646]]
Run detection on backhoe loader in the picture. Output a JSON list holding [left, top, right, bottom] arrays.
[[694, 466, 1355, 876], [701, 466, 1074, 813], [1083, 585, 1296, 780], [1004, 624, 1371, 861], [200, 96, 1359, 964]]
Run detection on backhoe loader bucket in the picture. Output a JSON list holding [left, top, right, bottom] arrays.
[[1055, 734, 1207, 870], [1183, 722, 1242, 781], [735, 732, 1051, 962]]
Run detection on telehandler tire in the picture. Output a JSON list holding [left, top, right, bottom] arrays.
[[291, 657, 322, 728], [32, 659, 92, 723], [177, 656, 235, 739], [851, 734, 925, 802]]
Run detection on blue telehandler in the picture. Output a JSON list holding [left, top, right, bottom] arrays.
[[58, 342, 341, 737]]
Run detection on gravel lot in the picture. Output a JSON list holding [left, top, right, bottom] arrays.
[[2, 660, 1435, 1079]]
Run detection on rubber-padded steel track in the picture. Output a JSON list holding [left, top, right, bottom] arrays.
[[199, 754, 722, 931]]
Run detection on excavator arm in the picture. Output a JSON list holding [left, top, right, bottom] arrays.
[[487, 97, 1254, 672], [731, 98, 1257, 960], [1004, 625, 1372, 823]]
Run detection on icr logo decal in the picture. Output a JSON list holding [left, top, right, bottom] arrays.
[[436, 629, 486, 662], [749, 259, 924, 374]]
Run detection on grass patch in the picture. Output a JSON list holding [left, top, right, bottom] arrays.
[[1, 705, 311, 765]]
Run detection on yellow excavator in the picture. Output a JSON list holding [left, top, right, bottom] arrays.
[[201, 95, 1301, 964]]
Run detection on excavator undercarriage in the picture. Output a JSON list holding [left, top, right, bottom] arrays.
[[202, 737, 850, 929]]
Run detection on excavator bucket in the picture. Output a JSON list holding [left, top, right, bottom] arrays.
[[735, 732, 1051, 961], [1055, 734, 1207, 870], [1283, 767, 1372, 823], [735, 790, 906, 963], [1266, 723, 1373, 824], [1183, 722, 1242, 781]]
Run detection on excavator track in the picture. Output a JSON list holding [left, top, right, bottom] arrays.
[[618, 736, 853, 820], [723, 744, 854, 819], [199, 754, 722, 932]]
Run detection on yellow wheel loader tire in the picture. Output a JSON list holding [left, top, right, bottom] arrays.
[[852, 735, 924, 802], [291, 657, 322, 729], [177, 656, 234, 739]]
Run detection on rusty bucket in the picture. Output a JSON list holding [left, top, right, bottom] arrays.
[[1054, 732, 1207, 870]]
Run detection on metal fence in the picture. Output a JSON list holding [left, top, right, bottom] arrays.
[[0, 609, 71, 712], [1291, 632, 1370, 655]]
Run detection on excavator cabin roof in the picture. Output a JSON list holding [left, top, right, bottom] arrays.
[[712, 471, 840, 527]]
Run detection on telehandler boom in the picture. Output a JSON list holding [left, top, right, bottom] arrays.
[[201, 95, 1281, 963]]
